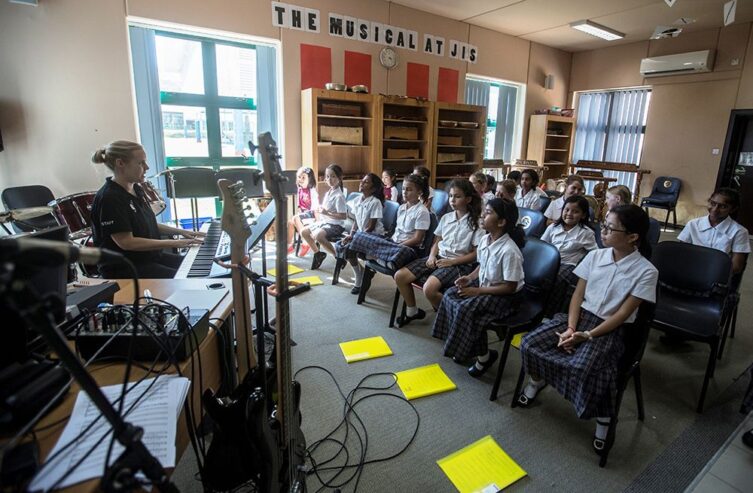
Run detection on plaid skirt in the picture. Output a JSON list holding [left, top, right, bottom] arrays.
[[310, 222, 345, 241], [431, 281, 521, 361], [342, 231, 418, 269], [520, 309, 624, 419], [543, 263, 578, 318], [742, 365, 753, 414], [404, 256, 476, 288]]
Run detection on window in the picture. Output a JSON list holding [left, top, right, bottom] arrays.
[[129, 24, 281, 223], [465, 76, 525, 164], [572, 88, 651, 192]]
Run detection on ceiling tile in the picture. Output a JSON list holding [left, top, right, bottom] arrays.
[[388, 0, 520, 22]]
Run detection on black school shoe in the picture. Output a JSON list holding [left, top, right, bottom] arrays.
[[743, 429, 753, 449], [396, 308, 426, 327], [467, 350, 498, 378], [311, 251, 326, 270]]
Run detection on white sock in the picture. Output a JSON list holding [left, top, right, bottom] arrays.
[[523, 378, 546, 399], [353, 263, 364, 287], [478, 351, 491, 363], [595, 417, 611, 440], [406, 305, 418, 317]]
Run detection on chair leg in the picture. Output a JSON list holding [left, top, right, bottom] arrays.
[[672, 208, 677, 230], [489, 331, 514, 402], [332, 259, 342, 285], [731, 302, 739, 339], [357, 268, 374, 305], [633, 366, 645, 421], [697, 338, 719, 413], [510, 366, 527, 408], [719, 315, 731, 360], [663, 209, 671, 231], [389, 288, 400, 328]]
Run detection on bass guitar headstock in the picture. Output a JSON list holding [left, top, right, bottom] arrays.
[[217, 179, 254, 264]]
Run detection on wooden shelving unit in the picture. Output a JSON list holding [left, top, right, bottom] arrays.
[[376, 96, 434, 182], [526, 114, 575, 181], [431, 102, 487, 189], [301, 88, 377, 196]]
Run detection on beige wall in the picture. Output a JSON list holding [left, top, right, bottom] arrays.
[[571, 23, 753, 224], [0, 0, 571, 201]]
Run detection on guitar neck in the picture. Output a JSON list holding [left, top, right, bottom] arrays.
[[232, 264, 256, 382]]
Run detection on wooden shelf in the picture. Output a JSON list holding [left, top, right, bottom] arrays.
[[545, 148, 569, 152], [544, 161, 567, 165], [317, 143, 370, 147], [438, 127, 480, 132], [437, 162, 479, 166], [527, 114, 575, 181], [546, 134, 569, 138], [384, 118, 427, 123], [437, 145, 476, 149], [317, 114, 372, 120], [383, 158, 426, 162], [383, 139, 426, 143]]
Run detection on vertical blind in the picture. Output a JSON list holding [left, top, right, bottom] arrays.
[[465, 78, 519, 162], [573, 88, 651, 193]]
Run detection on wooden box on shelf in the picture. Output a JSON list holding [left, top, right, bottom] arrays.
[[387, 148, 420, 159], [526, 114, 575, 180], [302, 88, 377, 196], [377, 95, 434, 179], [384, 126, 419, 140], [431, 101, 487, 188]]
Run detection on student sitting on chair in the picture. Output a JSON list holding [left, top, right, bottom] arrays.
[[288, 166, 319, 256], [382, 168, 399, 203], [431, 198, 525, 377], [605, 185, 631, 213], [515, 168, 546, 211], [496, 179, 517, 201], [393, 179, 483, 326], [470, 171, 494, 207], [412, 165, 435, 202], [341, 174, 431, 293], [544, 175, 585, 225], [518, 205, 657, 455], [301, 164, 347, 270]]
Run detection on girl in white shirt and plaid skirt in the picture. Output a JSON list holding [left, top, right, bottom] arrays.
[[431, 198, 526, 378], [519, 204, 658, 454]]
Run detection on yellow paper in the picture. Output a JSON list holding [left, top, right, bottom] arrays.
[[395, 363, 456, 400], [339, 336, 393, 363], [290, 276, 323, 286], [268, 265, 305, 276], [510, 332, 527, 350], [437, 435, 527, 493]]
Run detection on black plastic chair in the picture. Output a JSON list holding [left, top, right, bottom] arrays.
[[358, 213, 438, 305], [431, 189, 449, 217], [518, 208, 547, 238], [511, 301, 656, 467], [2, 185, 58, 233], [647, 218, 661, 247], [487, 238, 560, 401], [651, 241, 731, 413], [539, 195, 551, 213], [641, 177, 681, 230], [719, 254, 748, 358]]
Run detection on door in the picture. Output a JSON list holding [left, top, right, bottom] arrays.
[[717, 110, 753, 231]]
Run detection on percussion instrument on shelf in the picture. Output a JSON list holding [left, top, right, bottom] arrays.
[[48, 192, 96, 239], [140, 180, 167, 216]]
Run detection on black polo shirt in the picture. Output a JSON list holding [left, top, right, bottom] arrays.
[[91, 178, 161, 264]]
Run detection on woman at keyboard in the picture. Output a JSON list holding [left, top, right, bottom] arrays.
[[90, 140, 205, 278]]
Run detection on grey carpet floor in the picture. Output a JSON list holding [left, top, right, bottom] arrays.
[[173, 234, 753, 492]]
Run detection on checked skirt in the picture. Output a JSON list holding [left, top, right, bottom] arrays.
[[341, 231, 418, 269], [404, 256, 476, 289]]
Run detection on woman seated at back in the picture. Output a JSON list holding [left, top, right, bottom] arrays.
[[338, 174, 431, 293], [605, 185, 631, 215], [518, 205, 658, 454], [515, 168, 546, 211], [393, 179, 483, 326], [678, 187, 750, 274], [431, 198, 526, 377], [541, 195, 598, 317], [544, 175, 585, 225]]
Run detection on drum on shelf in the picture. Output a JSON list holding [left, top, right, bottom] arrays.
[[48, 192, 96, 239], [140, 180, 167, 216]]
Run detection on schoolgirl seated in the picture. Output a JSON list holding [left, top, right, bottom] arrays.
[[431, 198, 526, 377], [678, 187, 750, 274], [334, 173, 385, 293], [544, 175, 585, 225], [288, 166, 319, 256], [515, 168, 546, 211], [518, 204, 658, 454], [496, 179, 517, 201], [470, 171, 495, 206], [541, 195, 598, 317], [300, 164, 348, 270], [382, 168, 399, 203], [338, 174, 431, 293], [507, 170, 522, 188], [393, 179, 483, 326], [412, 165, 435, 202], [485, 174, 497, 200]]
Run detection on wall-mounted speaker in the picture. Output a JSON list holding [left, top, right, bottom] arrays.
[[544, 74, 555, 90]]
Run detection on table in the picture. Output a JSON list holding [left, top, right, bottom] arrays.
[[32, 278, 233, 492]]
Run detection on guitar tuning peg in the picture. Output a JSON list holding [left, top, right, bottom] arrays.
[[247, 140, 258, 155]]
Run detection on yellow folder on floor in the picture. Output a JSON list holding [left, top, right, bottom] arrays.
[[437, 435, 527, 493], [339, 336, 393, 363], [395, 363, 456, 400], [511, 332, 527, 349], [290, 276, 323, 286], [268, 265, 305, 277]]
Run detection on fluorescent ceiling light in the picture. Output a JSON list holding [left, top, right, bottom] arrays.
[[570, 20, 624, 41]]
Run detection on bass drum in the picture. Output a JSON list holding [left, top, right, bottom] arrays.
[[48, 192, 96, 239], [139, 180, 167, 216]]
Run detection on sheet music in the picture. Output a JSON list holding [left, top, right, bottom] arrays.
[[30, 376, 190, 491]]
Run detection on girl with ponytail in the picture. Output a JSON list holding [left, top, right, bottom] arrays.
[[518, 204, 658, 455], [431, 198, 525, 377]]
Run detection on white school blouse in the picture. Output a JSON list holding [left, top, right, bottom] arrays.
[[434, 212, 483, 259], [393, 201, 431, 243], [544, 196, 565, 221], [319, 187, 347, 226], [477, 233, 525, 291], [351, 195, 384, 236], [541, 223, 598, 266], [573, 248, 658, 323], [515, 187, 545, 211], [677, 215, 751, 255]]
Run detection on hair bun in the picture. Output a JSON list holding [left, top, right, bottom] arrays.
[[91, 148, 107, 164]]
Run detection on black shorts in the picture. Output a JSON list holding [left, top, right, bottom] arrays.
[[312, 223, 345, 241]]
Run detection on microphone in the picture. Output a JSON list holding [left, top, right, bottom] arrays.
[[0, 237, 124, 265]]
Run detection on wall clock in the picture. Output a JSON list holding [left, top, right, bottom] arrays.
[[379, 47, 398, 70]]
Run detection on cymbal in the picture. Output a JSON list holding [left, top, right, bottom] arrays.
[[148, 170, 174, 178], [0, 206, 54, 223]]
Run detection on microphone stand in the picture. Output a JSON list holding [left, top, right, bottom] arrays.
[[0, 263, 178, 493]]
